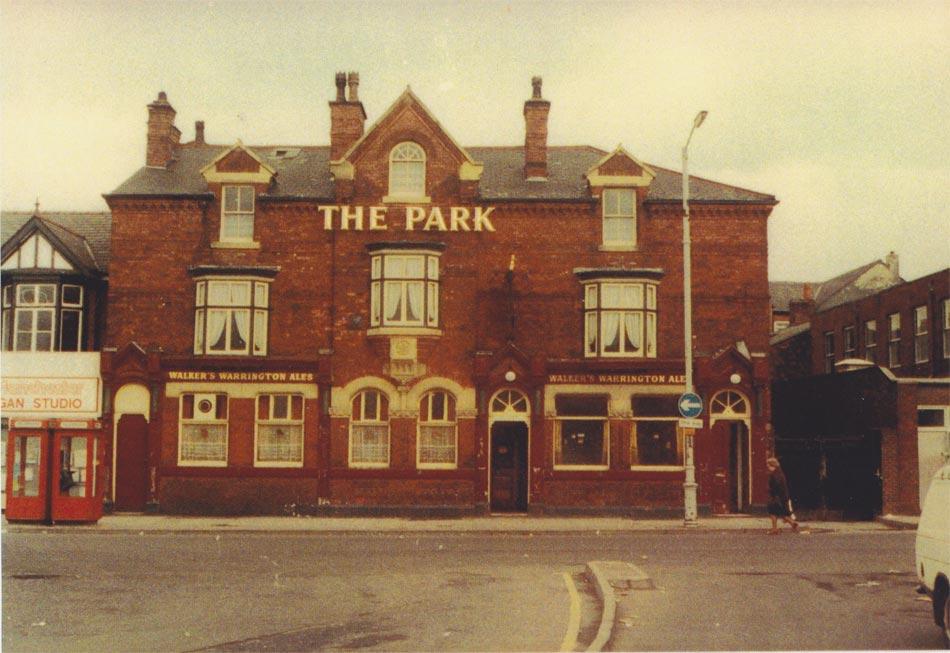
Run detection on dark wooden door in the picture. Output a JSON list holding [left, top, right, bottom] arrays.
[[114, 414, 148, 511], [490, 422, 528, 512]]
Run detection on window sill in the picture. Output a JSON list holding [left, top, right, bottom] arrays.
[[598, 244, 637, 252], [254, 461, 304, 468], [367, 327, 443, 337], [417, 463, 458, 470], [177, 461, 228, 468], [382, 195, 431, 204], [553, 464, 610, 472], [629, 465, 685, 472], [212, 240, 261, 250], [348, 462, 391, 469]]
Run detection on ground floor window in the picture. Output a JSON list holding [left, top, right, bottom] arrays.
[[417, 390, 457, 468], [349, 389, 390, 467], [630, 395, 682, 467], [179, 393, 228, 466], [553, 395, 608, 469], [255, 394, 304, 466]]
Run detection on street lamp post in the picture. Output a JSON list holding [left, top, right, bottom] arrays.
[[682, 110, 707, 526]]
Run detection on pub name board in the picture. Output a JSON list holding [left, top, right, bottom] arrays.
[[167, 371, 315, 382], [547, 373, 686, 385]]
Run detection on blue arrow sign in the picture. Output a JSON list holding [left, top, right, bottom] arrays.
[[678, 392, 703, 418]]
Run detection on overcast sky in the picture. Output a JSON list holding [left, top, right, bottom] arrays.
[[1, 0, 947, 281]]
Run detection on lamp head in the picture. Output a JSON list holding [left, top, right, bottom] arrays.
[[694, 110, 708, 129]]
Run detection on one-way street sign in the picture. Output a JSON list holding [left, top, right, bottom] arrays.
[[678, 392, 703, 418]]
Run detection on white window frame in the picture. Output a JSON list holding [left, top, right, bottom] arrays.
[[349, 389, 390, 468], [602, 188, 636, 248], [888, 312, 901, 368], [254, 394, 304, 468], [194, 277, 269, 356], [178, 393, 229, 467], [553, 396, 609, 471], [12, 283, 56, 352], [630, 395, 683, 471], [386, 142, 427, 201], [584, 280, 657, 358], [370, 251, 440, 330], [772, 320, 790, 333], [417, 390, 458, 469], [864, 319, 877, 363], [914, 305, 929, 364], [220, 185, 255, 242]]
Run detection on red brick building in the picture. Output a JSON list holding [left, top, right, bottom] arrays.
[[771, 267, 950, 516], [102, 74, 777, 516]]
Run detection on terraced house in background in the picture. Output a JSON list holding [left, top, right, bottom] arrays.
[[59, 73, 776, 516]]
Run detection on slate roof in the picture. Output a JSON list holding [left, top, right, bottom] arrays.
[[1, 211, 112, 272], [108, 143, 776, 204], [770, 260, 904, 313]]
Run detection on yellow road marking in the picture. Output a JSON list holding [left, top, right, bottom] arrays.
[[560, 571, 581, 652]]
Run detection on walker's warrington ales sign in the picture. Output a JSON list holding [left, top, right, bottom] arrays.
[[547, 373, 687, 385], [166, 370, 316, 382], [317, 205, 496, 232]]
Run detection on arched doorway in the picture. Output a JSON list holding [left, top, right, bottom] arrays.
[[708, 390, 751, 514], [488, 389, 530, 513], [112, 384, 150, 511]]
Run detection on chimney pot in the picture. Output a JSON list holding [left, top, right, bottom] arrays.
[[347, 71, 360, 102], [335, 72, 347, 102], [158, 91, 167, 102], [532, 76, 543, 99], [195, 120, 205, 145]]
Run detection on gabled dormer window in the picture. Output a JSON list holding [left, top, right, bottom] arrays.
[[602, 188, 636, 248], [221, 185, 255, 242], [387, 142, 426, 200]]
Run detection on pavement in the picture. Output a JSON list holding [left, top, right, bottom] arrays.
[[2, 512, 918, 534]]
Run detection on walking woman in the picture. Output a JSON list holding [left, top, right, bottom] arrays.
[[766, 457, 799, 534]]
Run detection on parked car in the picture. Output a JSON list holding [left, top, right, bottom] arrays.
[[916, 463, 950, 647]]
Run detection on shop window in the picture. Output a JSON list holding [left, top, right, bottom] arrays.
[[388, 142, 426, 199], [256, 394, 304, 466], [1, 282, 85, 352], [221, 185, 255, 242], [888, 312, 901, 368], [370, 251, 439, 329], [553, 395, 608, 470], [179, 393, 229, 466], [914, 305, 929, 364], [824, 331, 835, 373], [864, 319, 877, 363], [583, 280, 657, 358], [194, 278, 269, 356], [349, 389, 389, 467], [602, 188, 636, 248], [417, 390, 457, 468], [843, 325, 856, 358], [631, 395, 682, 468]]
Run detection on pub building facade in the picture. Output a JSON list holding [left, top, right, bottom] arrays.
[[102, 74, 777, 515]]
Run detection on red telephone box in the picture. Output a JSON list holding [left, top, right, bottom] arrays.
[[5, 419, 103, 524]]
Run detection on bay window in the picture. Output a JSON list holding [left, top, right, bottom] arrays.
[[368, 245, 441, 331], [194, 278, 269, 356], [581, 276, 659, 358]]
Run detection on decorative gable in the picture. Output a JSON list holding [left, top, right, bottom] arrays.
[[1, 231, 73, 271], [200, 141, 276, 185], [586, 146, 656, 188], [329, 88, 483, 193]]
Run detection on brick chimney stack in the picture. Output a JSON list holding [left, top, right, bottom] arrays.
[[523, 76, 550, 180], [194, 120, 205, 145], [885, 251, 900, 280], [330, 71, 367, 160], [789, 283, 815, 325], [146, 91, 181, 167]]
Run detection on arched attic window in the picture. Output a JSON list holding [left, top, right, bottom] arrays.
[[388, 142, 426, 199]]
